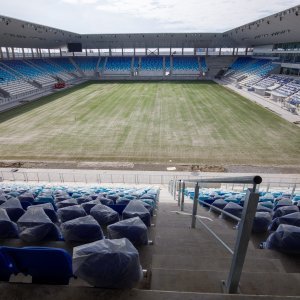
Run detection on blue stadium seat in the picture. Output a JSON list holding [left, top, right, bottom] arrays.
[[122, 200, 151, 227], [0, 246, 73, 284]]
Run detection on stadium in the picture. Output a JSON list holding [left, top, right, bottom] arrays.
[[0, 2, 300, 300]]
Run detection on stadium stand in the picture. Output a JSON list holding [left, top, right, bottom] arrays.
[[224, 57, 277, 87], [172, 56, 200, 75], [49, 58, 81, 76], [0, 60, 57, 88], [72, 57, 99, 76], [140, 56, 163, 76], [104, 57, 132, 74]]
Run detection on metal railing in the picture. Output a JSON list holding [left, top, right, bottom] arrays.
[[170, 175, 262, 294]]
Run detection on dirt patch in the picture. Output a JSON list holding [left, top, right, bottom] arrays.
[[0, 160, 299, 174]]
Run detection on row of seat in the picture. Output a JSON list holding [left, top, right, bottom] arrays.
[[185, 188, 300, 253]]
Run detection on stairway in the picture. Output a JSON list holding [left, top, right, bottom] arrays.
[[149, 187, 300, 297]]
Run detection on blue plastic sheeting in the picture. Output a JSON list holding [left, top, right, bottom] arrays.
[[122, 200, 151, 227], [56, 199, 78, 209], [222, 202, 243, 219], [256, 204, 272, 213], [61, 215, 103, 242], [252, 212, 272, 233], [28, 203, 58, 223], [73, 238, 143, 288], [0, 198, 24, 222], [211, 199, 228, 211], [107, 204, 127, 215], [107, 217, 148, 246], [0, 246, 73, 284], [81, 200, 101, 214], [0, 208, 19, 238], [263, 224, 300, 254], [269, 212, 300, 231], [0, 250, 15, 281], [90, 204, 119, 226], [17, 207, 61, 242], [57, 205, 87, 223], [273, 205, 299, 219]]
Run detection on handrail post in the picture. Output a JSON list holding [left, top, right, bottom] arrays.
[[224, 188, 259, 293], [177, 180, 182, 207], [291, 184, 296, 199], [173, 180, 177, 201], [191, 182, 200, 228], [181, 181, 185, 211]]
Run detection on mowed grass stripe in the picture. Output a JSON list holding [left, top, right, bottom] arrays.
[[0, 81, 299, 165]]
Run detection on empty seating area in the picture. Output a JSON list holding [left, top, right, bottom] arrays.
[[49, 58, 78, 74], [0, 183, 158, 288], [1, 60, 56, 87], [224, 57, 277, 87], [30, 59, 74, 82], [140, 56, 163, 75], [73, 57, 98, 75], [104, 57, 132, 74], [200, 58, 208, 72], [172, 56, 199, 74]]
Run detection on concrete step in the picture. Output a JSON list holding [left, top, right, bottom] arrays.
[[151, 269, 300, 296], [1, 283, 299, 300], [152, 254, 285, 273]]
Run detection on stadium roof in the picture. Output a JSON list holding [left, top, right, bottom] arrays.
[[0, 5, 299, 49]]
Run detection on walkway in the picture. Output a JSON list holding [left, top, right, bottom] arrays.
[[215, 79, 300, 125]]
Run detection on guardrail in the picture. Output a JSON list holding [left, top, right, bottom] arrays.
[[170, 175, 262, 294]]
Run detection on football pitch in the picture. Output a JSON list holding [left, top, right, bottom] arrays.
[[0, 81, 299, 167]]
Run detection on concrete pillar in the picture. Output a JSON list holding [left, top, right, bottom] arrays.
[[12, 48, 15, 59], [48, 49, 51, 57], [6, 47, 10, 59]]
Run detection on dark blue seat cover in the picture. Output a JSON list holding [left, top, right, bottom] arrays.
[[0, 246, 73, 284]]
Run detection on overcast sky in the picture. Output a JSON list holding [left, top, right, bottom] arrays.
[[1, 0, 299, 33]]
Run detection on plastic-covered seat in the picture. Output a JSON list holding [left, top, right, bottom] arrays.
[[0, 198, 25, 222], [222, 202, 243, 219], [122, 200, 151, 227], [256, 204, 273, 213], [269, 212, 300, 231], [0, 208, 19, 239], [56, 199, 78, 209], [18, 193, 35, 203], [0, 195, 7, 205], [262, 224, 300, 254], [211, 199, 228, 212], [107, 204, 127, 215], [57, 205, 86, 223], [0, 246, 73, 284], [28, 203, 58, 223], [107, 217, 148, 246], [252, 212, 272, 233], [274, 199, 293, 211], [90, 204, 119, 226], [273, 205, 299, 219], [61, 215, 103, 242], [116, 197, 132, 205], [97, 197, 114, 206], [17, 207, 61, 242], [81, 200, 101, 214], [76, 196, 93, 205], [73, 238, 143, 288]]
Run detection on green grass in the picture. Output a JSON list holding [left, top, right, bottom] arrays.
[[0, 81, 299, 166]]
